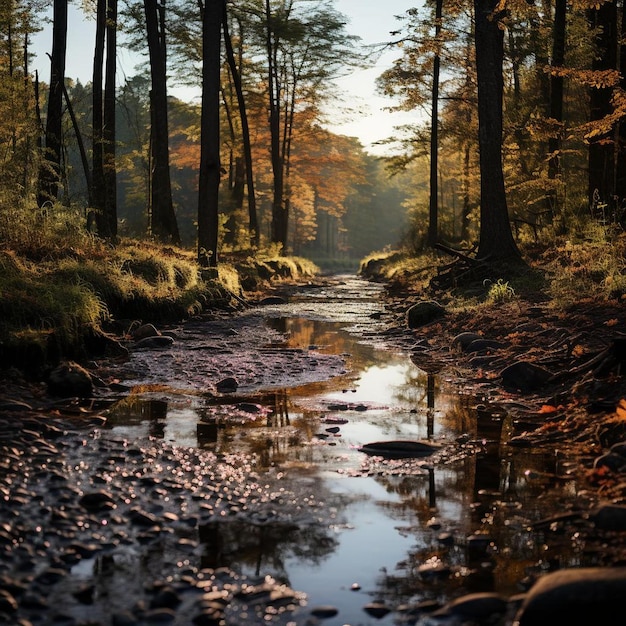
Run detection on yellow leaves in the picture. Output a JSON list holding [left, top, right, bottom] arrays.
[[616, 399, 626, 421], [571, 344, 586, 358]]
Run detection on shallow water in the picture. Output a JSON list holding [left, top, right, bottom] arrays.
[[106, 276, 588, 624]]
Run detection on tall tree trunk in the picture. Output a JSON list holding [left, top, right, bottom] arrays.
[[222, 2, 259, 247], [265, 0, 286, 250], [474, 0, 522, 262], [428, 0, 442, 248], [93, 0, 106, 232], [144, 0, 180, 244], [38, 0, 67, 207], [617, 3, 626, 202], [547, 0, 566, 221], [103, 0, 118, 240], [197, 0, 222, 268], [587, 1, 618, 206]]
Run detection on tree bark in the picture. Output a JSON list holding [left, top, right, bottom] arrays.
[[427, 0, 442, 248], [473, 0, 522, 263], [222, 2, 259, 247], [103, 0, 118, 240], [38, 0, 67, 207], [144, 0, 180, 244], [197, 0, 223, 267], [587, 1, 618, 206]]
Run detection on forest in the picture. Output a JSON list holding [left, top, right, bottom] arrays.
[[2, 0, 626, 357]]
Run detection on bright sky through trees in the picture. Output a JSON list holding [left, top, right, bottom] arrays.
[[31, 0, 418, 155]]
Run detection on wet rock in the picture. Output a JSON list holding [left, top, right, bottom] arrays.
[[78, 490, 115, 511], [112, 612, 139, 626], [258, 296, 287, 305], [216, 377, 238, 393], [610, 440, 626, 458], [406, 301, 445, 328], [47, 361, 93, 398], [452, 332, 483, 351], [590, 503, 626, 531], [150, 586, 182, 609], [130, 508, 159, 527], [363, 602, 391, 618], [515, 567, 626, 626], [466, 338, 506, 353], [72, 584, 95, 604], [134, 335, 175, 349], [132, 323, 161, 340], [310, 605, 339, 618], [0, 589, 18, 613], [500, 361, 553, 392], [440, 592, 507, 620]]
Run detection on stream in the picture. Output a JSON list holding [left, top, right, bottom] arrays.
[[102, 275, 589, 624]]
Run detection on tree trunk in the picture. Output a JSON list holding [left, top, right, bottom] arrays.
[[197, 0, 222, 268], [547, 0, 566, 221], [473, 0, 522, 263], [93, 0, 106, 232], [265, 0, 286, 250], [144, 0, 180, 244], [222, 2, 259, 247], [587, 1, 618, 206], [428, 0, 442, 248], [617, 3, 626, 202], [103, 0, 118, 240], [38, 0, 67, 207]]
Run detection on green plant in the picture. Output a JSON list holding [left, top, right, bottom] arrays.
[[485, 278, 516, 303]]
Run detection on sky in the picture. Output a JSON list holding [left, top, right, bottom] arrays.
[[31, 0, 420, 155]]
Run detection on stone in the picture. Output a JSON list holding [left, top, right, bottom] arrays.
[[363, 602, 391, 618], [589, 503, 626, 531], [258, 296, 287, 305], [132, 323, 161, 340], [500, 361, 553, 392], [443, 592, 507, 619], [515, 567, 626, 626], [134, 335, 174, 349], [47, 361, 93, 398], [216, 377, 238, 393], [406, 301, 445, 328], [0, 589, 18, 613], [466, 338, 506, 353], [78, 490, 115, 511], [310, 605, 338, 618], [452, 332, 483, 351]]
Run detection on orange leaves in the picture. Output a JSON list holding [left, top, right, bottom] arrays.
[[605, 318, 619, 327], [616, 399, 626, 421], [538, 404, 561, 415]]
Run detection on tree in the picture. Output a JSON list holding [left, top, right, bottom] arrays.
[[473, 0, 522, 262], [197, 0, 222, 267], [143, 0, 180, 244], [103, 0, 118, 239], [38, 0, 67, 206]]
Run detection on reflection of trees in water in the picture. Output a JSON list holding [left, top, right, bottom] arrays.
[[369, 394, 589, 604], [199, 519, 338, 582]]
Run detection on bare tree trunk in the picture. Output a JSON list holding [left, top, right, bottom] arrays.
[[197, 0, 222, 267], [38, 0, 67, 207], [144, 0, 180, 244], [222, 2, 259, 247], [428, 0, 442, 248], [93, 0, 106, 231], [103, 0, 118, 240], [474, 0, 522, 263]]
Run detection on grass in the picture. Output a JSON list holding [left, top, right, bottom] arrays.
[[0, 202, 320, 373]]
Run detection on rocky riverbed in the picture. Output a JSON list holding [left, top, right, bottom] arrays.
[[4, 275, 626, 625]]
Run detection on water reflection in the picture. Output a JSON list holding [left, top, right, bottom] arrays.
[[105, 312, 584, 622]]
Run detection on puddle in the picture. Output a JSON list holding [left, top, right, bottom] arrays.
[[105, 278, 587, 623]]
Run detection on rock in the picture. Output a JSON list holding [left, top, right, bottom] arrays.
[[143, 608, 176, 623], [442, 592, 507, 619], [258, 296, 287, 305], [216, 377, 238, 393], [0, 589, 18, 613], [132, 323, 161, 340], [500, 361, 553, 392], [47, 361, 93, 398], [452, 332, 483, 351], [134, 335, 174, 349], [78, 490, 115, 511], [406, 301, 445, 328], [515, 567, 626, 626], [310, 605, 338, 618], [589, 503, 626, 531], [611, 440, 626, 457], [358, 440, 442, 458], [466, 338, 506, 353], [363, 602, 391, 618]]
